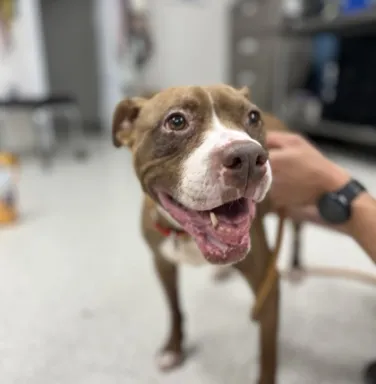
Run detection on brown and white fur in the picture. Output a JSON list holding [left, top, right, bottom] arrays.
[[113, 85, 297, 384]]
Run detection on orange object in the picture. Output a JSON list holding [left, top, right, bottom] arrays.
[[0, 152, 18, 224], [0, 0, 15, 51]]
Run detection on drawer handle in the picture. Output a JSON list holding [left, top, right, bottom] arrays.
[[237, 71, 256, 87], [240, 2, 259, 17], [237, 37, 260, 56]]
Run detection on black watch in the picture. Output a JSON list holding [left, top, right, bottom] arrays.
[[317, 179, 366, 224]]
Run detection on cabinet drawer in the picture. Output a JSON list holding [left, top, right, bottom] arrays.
[[230, 0, 282, 29], [232, 69, 272, 110], [231, 37, 279, 74]]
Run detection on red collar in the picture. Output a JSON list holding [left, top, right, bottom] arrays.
[[154, 221, 187, 238]]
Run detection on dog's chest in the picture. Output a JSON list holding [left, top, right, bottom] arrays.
[[159, 235, 207, 266]]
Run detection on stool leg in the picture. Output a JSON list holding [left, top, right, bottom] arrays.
[[291, 220, 303, 270], [65, 105, 88, 160], [31, 108, 56, 168], [287, 221, 305, 284]]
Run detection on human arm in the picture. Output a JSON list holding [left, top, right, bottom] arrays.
[[339, 193, 376, 262], [267, 132, 376, 264], [286, 194, 376, 264]]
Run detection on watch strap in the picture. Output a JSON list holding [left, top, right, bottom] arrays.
[[336, 179, 366, 205], [317, 178, 367, 224]]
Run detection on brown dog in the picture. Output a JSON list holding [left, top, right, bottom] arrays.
[[112, 85, 296, 384]]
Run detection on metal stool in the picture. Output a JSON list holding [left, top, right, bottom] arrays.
[[0, 95, 88, 168]]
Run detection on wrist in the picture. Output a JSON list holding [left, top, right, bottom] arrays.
[[343, 192, 372, 235], [319, 163, 351, 195]]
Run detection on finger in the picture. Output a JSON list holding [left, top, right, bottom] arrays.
[[268, 148, 288, 166], [266, 132, 302, 149], [268, 184, 286, 208]]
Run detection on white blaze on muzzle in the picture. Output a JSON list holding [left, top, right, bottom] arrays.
[[178, 111, 272, 210]]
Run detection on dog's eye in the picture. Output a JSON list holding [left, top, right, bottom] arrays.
[[166, 113, 187, 131], [248, 110, 261, 125]]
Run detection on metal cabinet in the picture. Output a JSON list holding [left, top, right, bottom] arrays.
[[229, 0, 310, 113]]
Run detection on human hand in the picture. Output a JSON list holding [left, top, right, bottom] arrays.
[[267, 132, 350, 209]]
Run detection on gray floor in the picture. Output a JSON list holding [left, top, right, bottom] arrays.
[[1, 139, 376, 384]]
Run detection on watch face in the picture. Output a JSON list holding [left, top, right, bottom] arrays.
[[318, 193, 351, 224]]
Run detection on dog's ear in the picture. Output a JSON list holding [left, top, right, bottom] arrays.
[[238, 86, 251, 100], [112, 97, 146, 148]]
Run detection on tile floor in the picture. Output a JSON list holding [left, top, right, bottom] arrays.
[[1, 139, 376, 384]]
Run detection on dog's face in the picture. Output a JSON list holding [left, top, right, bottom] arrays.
[[113, 85, 272, 264]]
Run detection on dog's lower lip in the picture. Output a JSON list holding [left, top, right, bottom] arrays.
[[197, 233, 250, 264]]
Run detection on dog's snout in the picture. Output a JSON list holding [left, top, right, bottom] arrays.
[[222, 142, 267, 170], [220, 141, 268, 184]]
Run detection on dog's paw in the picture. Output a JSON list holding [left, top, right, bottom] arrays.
[[156, 350, 183, 371], [212, 266, 233, 282]]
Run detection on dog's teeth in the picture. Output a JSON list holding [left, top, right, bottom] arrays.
[[210, 212, 218, 228]]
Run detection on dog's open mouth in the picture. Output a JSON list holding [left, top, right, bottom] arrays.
[[158, 193, 256, 265]]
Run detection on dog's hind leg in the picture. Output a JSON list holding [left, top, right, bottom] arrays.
[[285, 220, 306, 284], [233, 216, 280, 384], [153, 253, 185, 371]]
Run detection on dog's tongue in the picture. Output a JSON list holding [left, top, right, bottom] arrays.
[[189, 200, 255, 264], [204, 213, 250, 245], [195, 218, 251, 262]]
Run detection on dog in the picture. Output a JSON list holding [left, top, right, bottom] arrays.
[[112, 85, 298, 384]]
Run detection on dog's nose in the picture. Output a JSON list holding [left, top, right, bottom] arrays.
[[220, 141, 268, 183]]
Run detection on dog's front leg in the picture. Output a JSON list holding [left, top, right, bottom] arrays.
[[257, 282, 280, 384], [153, 253, 185, 371], [234, 214, 280, 384], [235, 257, 280, 384]]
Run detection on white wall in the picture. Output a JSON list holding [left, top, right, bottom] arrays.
[[0, 55, 12, 95], [0, 0, 234, 136], [0, 0, 49, 152], [144, 0, 234, 90], [0, 0, 48, 97], [94, 0, 124, 131], [0, 0, 125, 135], [94, 0, 235, 126], [94, 0, 148, 130]]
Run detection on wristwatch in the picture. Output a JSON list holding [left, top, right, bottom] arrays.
[[317, 179, 367, 224]]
